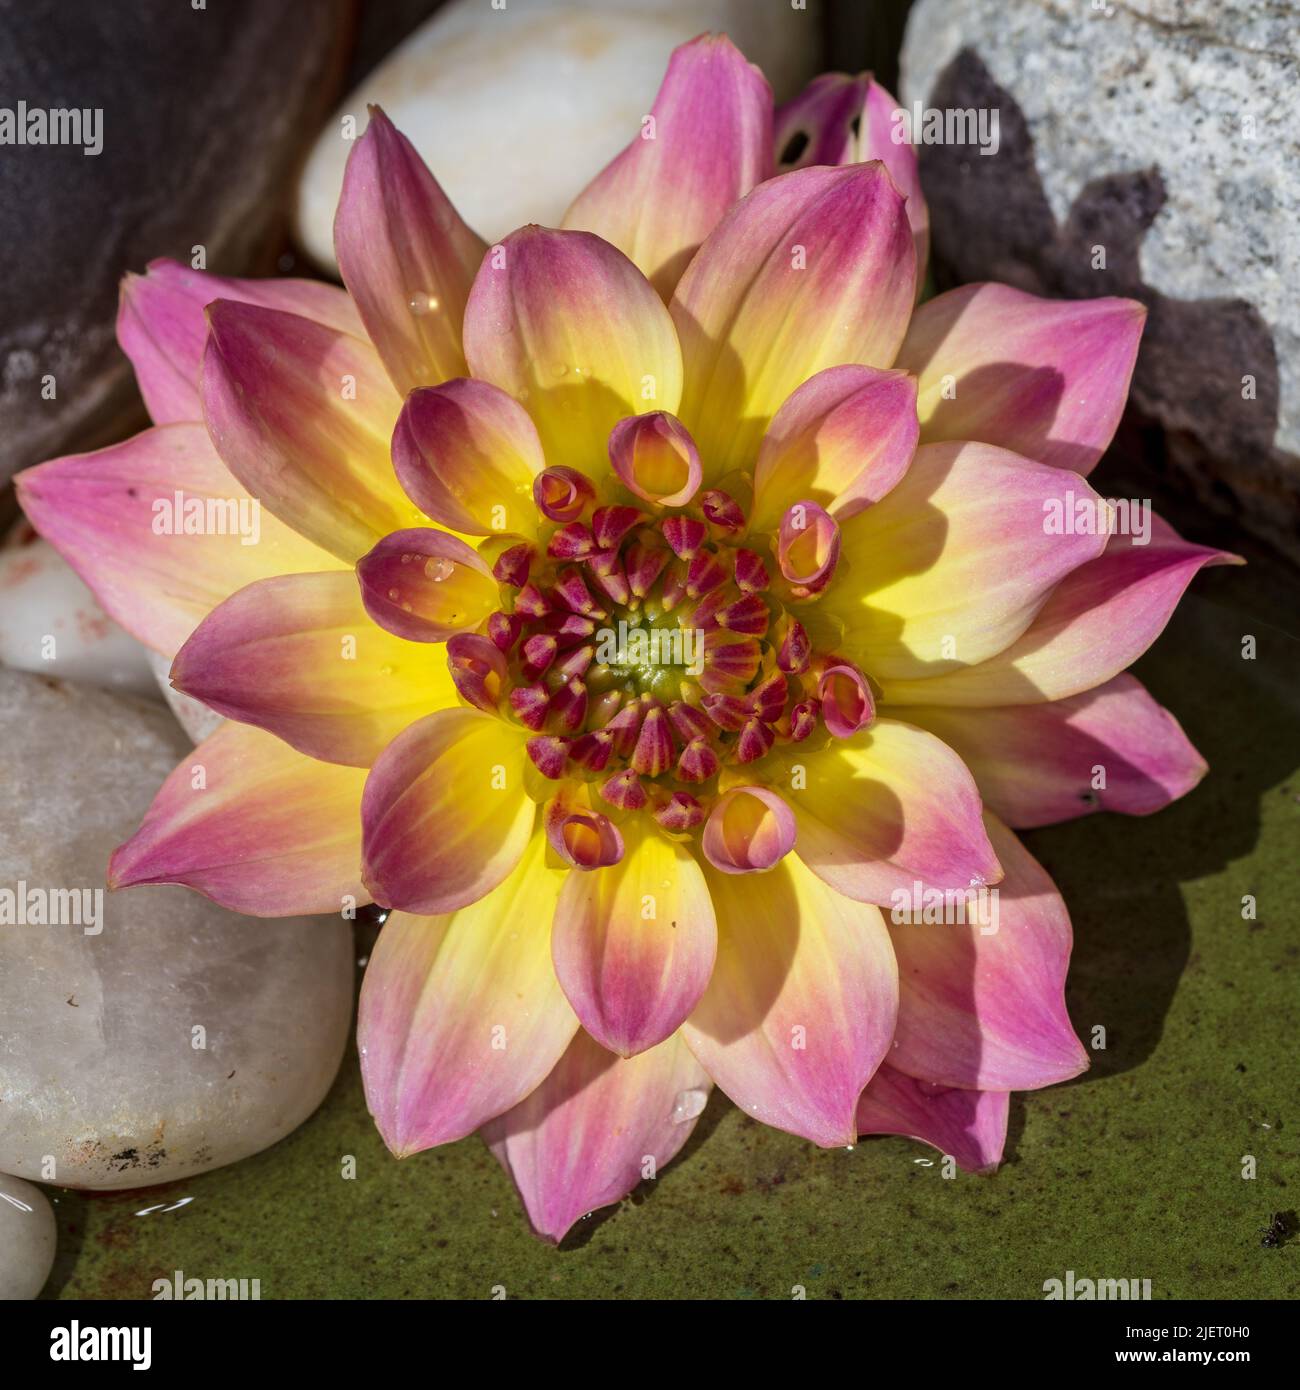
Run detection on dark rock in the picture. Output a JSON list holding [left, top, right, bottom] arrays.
[[0, 0, 353, 481]]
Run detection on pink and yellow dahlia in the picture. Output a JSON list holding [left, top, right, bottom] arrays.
[[17, 37, 1236, 1241]]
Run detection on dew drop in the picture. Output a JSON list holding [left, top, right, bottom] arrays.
[[407, 291, 441, 316], [387, 587, 400, 600], [425, 556, 455, 582]]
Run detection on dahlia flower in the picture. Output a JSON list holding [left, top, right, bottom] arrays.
[[17, 36, 1236, 1242]]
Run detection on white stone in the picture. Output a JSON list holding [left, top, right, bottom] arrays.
[[0, 521, 157, 698], [0, 669, 354, 1190], [0, 1175, 57, 1300], [146, 648, 224, 745], [295, 0, 823, 269]]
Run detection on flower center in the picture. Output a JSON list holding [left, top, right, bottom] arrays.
[[588, 609, 698, 701], [445, 415, 876, 841]]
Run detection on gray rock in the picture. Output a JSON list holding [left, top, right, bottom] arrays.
[[0, 0, 351, 482], [0, 670, 353, 1189], [901, 0, 1300, 560], [0, 1174, 57, 1299]]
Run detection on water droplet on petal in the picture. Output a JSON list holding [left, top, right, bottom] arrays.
[[425, 556, 454, 582], [407, 291, 441, 316]]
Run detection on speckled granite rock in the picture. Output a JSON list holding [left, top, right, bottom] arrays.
[[295, 0, 823, 266], [0, 670, 353, 1189], [0, 1174, 57, 1299], [901, 0, 1300, 559], [0, 0, 351, 482]]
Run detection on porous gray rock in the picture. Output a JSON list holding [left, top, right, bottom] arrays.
[[0, 670, 353, 1189], [901, 0, 1300, 559]]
